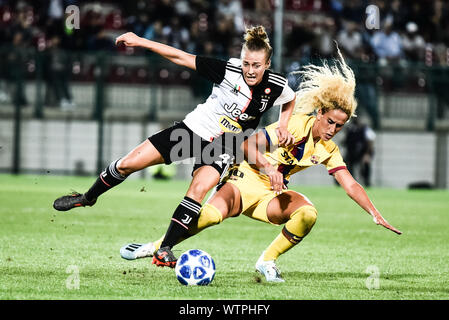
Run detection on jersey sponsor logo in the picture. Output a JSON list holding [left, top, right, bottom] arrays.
[[280, 150, 295, 165], [227, 168, 244, 180], [219, 116, 243, 133], [224, 103, 251, 121]]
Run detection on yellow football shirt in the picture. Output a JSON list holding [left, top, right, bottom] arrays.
[[240, 113, 347, 183]]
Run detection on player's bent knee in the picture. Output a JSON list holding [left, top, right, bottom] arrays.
[[116, 159, 136, 176], [284, 205, 317, 241], [200, 203, 223, 225], [187, 181, 216, 202], [295, 205, 317, 228]]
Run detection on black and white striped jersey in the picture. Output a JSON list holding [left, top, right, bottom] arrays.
[[183, 56, 295, 142]]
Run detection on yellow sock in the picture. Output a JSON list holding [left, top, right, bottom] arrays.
[[188, 203, 223, 236], [152, 203, 223, 250], [153, 236, 164, 251], [263, 205, 317, 261]]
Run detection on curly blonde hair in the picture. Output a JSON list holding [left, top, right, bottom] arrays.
[[294, 47, 357, 119]]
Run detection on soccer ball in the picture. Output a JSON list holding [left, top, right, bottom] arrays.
[[175, 249, 216, 286]]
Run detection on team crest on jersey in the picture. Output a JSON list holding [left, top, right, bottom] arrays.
[[231, 84, 240, 95], [219, 116, 243, 133], [311, 155, 320, 164], [259, 98, 269, 112]]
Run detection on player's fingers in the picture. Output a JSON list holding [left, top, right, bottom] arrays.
[[115, 38, 126, 46], [271, 186, 282, 195], [115, 33, 126, 43], [276, 128, 287, 145], [270, 176, 282, 194], [270, 178, 276, 189], [274, 183, 283, 195], [382, 222, 402, 235], [278, 136, 286, 146], [387, 225, 402, 235], [387, 227, 402, 235], [287, 135, 295, 146], [271, 180, 281, 191]]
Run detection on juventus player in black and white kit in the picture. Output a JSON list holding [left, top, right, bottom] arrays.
[[52, 26, 296, 267]]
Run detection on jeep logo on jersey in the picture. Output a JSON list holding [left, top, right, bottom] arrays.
[[219, 116, 242, 133], [224, 103, 250, 120]]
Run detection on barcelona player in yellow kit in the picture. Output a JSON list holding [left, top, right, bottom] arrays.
[[223, 112, 348, 227], [124, 48, 402, 282], [194, 109, 400, 282]]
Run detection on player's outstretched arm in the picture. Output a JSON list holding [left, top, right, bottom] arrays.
[[115, 32, 196, 70], [334, 168, 402, 235]]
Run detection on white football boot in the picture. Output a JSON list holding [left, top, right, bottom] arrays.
[[120, 242, 156, 260], [255, 251, 285, 283]]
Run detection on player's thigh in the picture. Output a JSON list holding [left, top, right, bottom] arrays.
[[266, 190, 314, 225], [186, 165, 221, 202], [117, 139, 165, 174], [207, 182, 242, 220]]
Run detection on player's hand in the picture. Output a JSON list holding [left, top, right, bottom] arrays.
[[275, 127, 295, 147], [264, 165, 285, 195], [115, 32, 142, 47], [372, 213, 402, 235]]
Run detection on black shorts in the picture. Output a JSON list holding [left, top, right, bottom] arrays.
[[148, 121, 244, 176]]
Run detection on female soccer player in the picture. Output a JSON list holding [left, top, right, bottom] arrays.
[[132, 49, 402, 281], [53, 26, 296, 267]]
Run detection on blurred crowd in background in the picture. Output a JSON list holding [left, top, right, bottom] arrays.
[[1, 0, 449, 126], [1, 0, 449, 185], [1, 0, 449, 65]]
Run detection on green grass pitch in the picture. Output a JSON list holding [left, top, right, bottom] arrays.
[[0, 173, 448, 300]]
